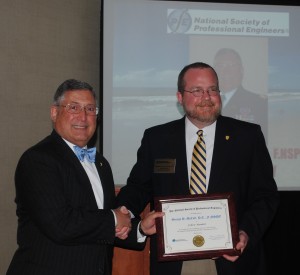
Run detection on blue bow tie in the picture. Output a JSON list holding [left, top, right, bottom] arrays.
[[74, 146, 96, 163]]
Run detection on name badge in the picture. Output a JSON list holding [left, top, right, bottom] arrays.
[[154, 159, 176, 173]]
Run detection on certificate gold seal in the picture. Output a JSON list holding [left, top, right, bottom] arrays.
[[193, 235, 205, 247]]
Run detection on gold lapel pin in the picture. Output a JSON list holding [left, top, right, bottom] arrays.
[[225, 135, 230, 140]]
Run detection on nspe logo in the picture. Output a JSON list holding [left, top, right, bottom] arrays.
[[167, 9, 192, 33]]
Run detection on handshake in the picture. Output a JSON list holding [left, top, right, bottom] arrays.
[[113, 206, 164, 240]]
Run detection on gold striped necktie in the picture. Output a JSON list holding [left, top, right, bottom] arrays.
[[190, 130, 206, 194]]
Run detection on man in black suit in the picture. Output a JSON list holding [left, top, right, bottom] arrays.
[[213, 48, 268, 141], [116, 63, 279, 275], [7, 79, 161, 275]]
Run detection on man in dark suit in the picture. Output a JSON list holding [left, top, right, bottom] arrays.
[[116, 63, 279, 275], [6, 79, 161, 275], [213, 48, 268, 141]]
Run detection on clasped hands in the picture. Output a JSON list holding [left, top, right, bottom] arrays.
[[113, 206, 164, 240]]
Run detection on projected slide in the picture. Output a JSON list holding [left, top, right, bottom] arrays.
[[102, 0, 300, 190]]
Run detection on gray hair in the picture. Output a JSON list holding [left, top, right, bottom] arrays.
[[53, 79, 97, 105]]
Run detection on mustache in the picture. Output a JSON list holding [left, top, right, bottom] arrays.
[[196, 100, 214, 107]]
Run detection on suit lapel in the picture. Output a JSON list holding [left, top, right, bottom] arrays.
[[170, 117, 190, 195], [94, 155, 115, 210], [208, 116, 235, 193], [50, 131, 100, 209]]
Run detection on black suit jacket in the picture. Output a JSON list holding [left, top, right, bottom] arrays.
[[7, 130, 143, 275], [222, 86, 268, 141], [116, 116, 279, 275]]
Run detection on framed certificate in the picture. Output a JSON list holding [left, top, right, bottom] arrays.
[[154, 192, 241, 262]]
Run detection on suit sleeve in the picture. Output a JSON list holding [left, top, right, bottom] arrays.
[[114, 218, 147, 251], [115, 129, 154, 216], [238, 126, 279, 248]]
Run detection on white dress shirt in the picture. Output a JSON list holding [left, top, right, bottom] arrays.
[[64, 139, 104, 209], [221, 88, 236, 107]]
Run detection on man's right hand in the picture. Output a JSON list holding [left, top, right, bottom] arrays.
[[113, 206, 132, 239]]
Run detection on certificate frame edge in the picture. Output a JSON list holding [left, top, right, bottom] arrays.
[[154, 192, 241, 262]]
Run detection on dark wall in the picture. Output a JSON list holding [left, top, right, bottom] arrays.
[[264, 191, 300, 274]]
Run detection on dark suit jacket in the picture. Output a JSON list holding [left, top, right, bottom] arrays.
[[116, 116, 279, 275], [222, 86, 268, 141], [7, 130, 143, 275]]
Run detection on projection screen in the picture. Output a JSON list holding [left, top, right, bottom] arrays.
[[102, 0, 300, 190]]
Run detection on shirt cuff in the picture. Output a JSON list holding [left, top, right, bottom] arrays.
[[137, 221, 147, 242], [111, 209, 117, 226]]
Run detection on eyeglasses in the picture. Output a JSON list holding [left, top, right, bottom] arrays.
[[183, 87, 220, 97], [58, 103, 99, 115]]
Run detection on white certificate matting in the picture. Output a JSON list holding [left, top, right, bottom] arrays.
[[162, 199, 233, 254]]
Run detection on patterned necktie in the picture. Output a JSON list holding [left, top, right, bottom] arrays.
[[190, 130, 206, 194], [74, 146, 96, 163]]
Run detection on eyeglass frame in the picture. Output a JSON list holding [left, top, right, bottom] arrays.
[[56, 103, 99, 115], [183, 87, 220, 97]]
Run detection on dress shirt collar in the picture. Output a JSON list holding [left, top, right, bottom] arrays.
[[185, 116, 216, 141], [62, 138, 87, 153]]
